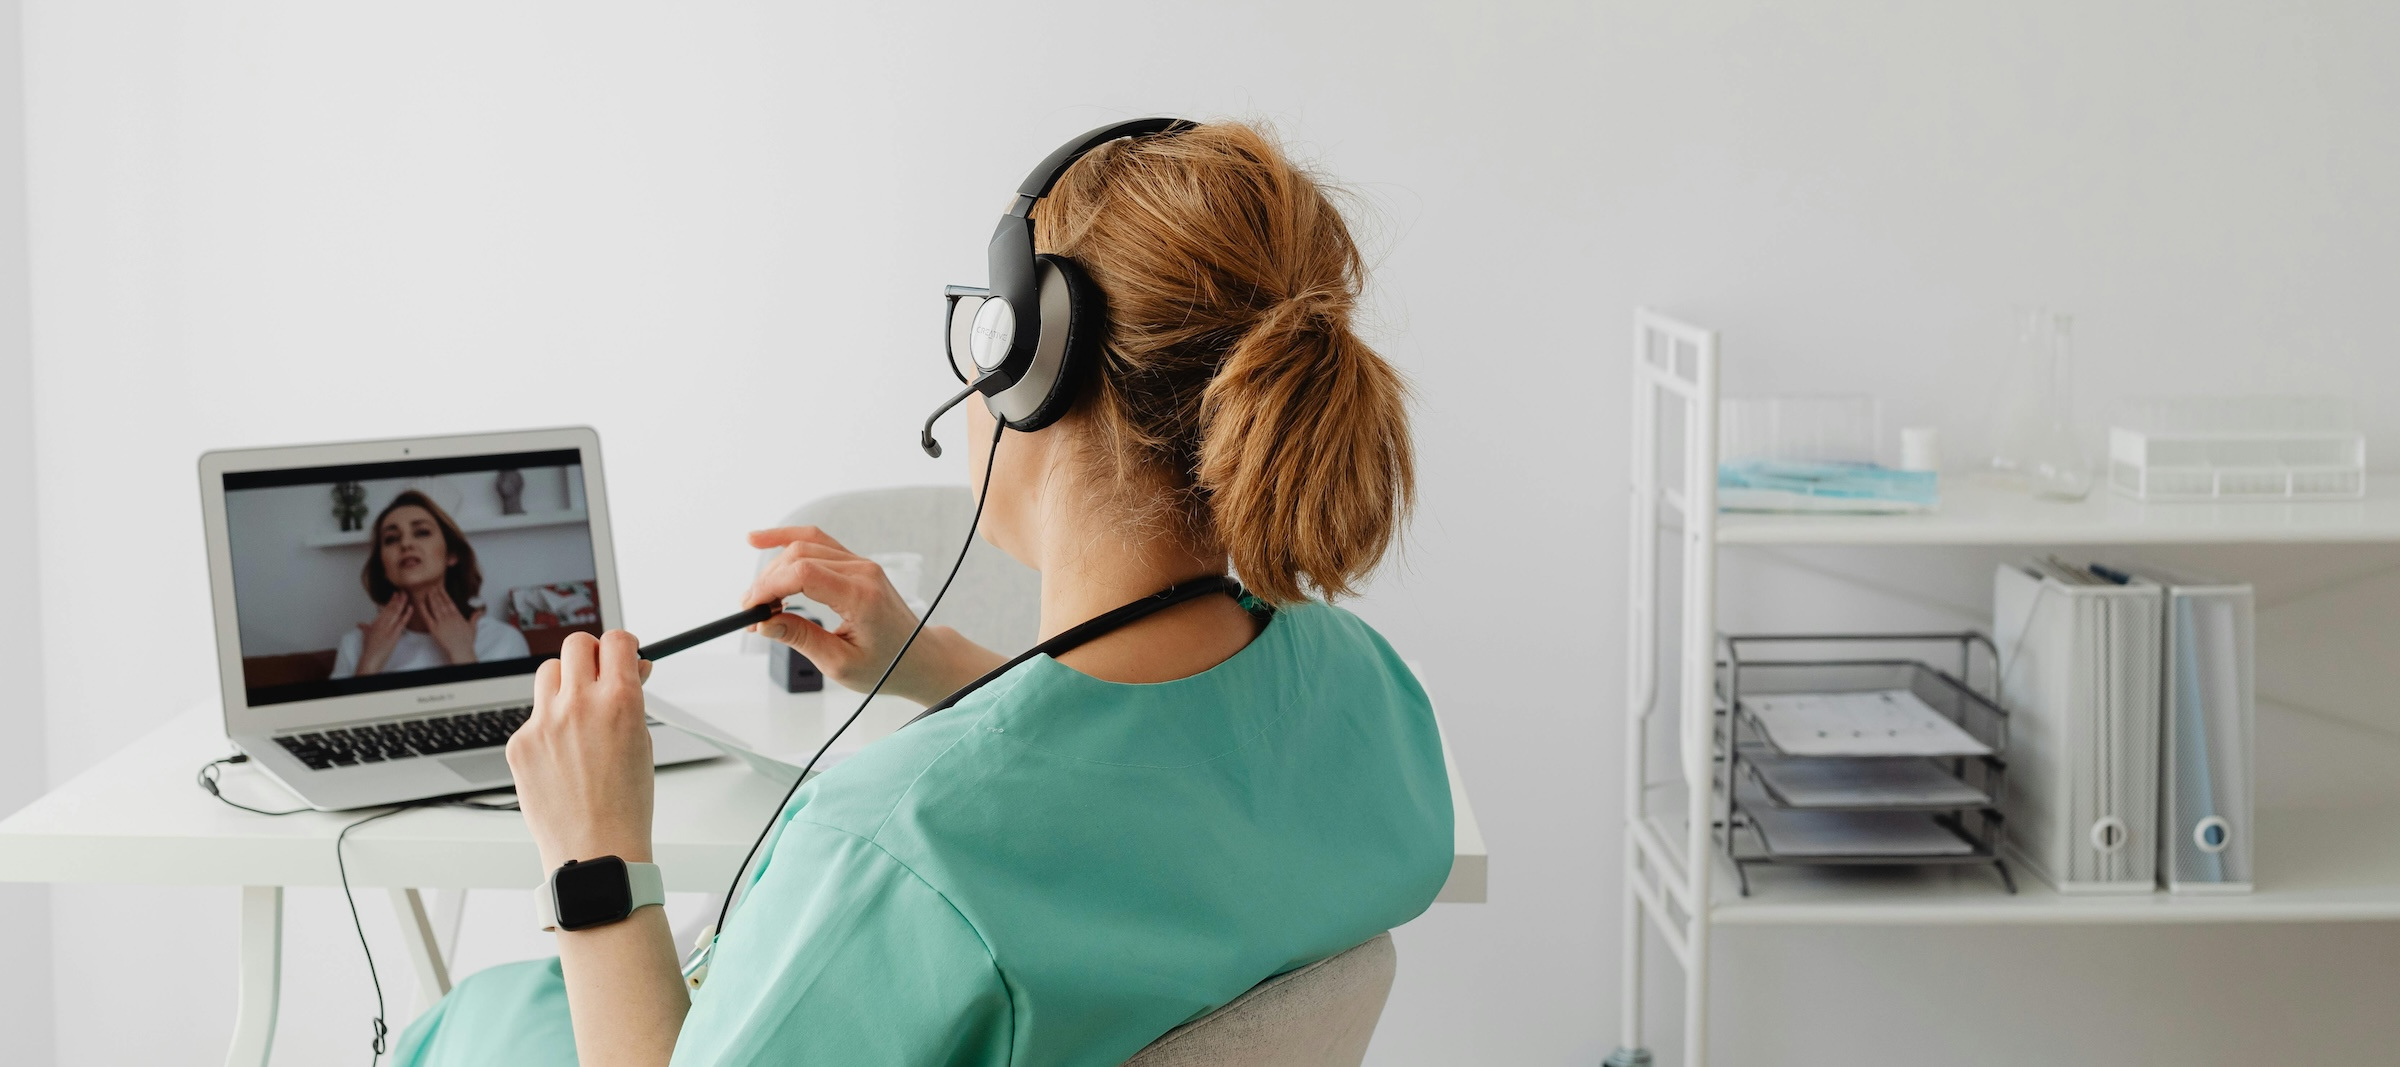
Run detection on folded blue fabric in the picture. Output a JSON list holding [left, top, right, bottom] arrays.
[[1718, 461, 1939, 513]]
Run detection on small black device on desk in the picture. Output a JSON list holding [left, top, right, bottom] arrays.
[[768, 641, 825, 692]]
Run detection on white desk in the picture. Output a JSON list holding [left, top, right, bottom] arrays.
[[0, 652, 1485, 1066]]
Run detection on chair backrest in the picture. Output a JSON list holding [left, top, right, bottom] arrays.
[[1124, 933, 1397, 1067], [762, 486, 1042, 654]]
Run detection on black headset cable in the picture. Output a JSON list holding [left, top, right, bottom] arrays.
[[197, 754, 310, 816], [195, 755, 516, 1065], [336, 802, 418, 1065]]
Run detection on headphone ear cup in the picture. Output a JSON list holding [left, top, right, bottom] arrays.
[[997, 254, 1107, 432], [1048, 253, 1110, 408]]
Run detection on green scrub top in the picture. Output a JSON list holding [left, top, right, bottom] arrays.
[[395, 599, 1454, 1066]]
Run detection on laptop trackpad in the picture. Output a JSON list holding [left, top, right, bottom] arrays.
[[438, 751, 514, 787]]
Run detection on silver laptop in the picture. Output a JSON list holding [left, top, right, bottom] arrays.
[[198, 427, 718, 811]]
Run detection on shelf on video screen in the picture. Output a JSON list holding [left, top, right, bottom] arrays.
[[301, 508, 591, 549]]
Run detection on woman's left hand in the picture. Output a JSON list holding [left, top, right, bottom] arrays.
[[419, 587, 481, 665], [507, 631, 657, 869]]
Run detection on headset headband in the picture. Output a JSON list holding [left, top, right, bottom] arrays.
[[1010, 117, 1195, 210]]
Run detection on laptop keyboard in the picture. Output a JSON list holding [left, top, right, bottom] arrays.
[[274, 706, 532, 771]]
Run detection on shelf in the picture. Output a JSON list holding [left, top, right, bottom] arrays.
[[1710, 803, 2400, 925], [1642, 791, 2400, 925], [301, 508, 589, 548], [1715, 476, 2400, 546]]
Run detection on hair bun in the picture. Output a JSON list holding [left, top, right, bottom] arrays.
[[1031, 120, 1413, 604], [1279, 285, 1352, 325]]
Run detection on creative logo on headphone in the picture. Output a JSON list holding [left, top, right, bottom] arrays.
[[969, 297, 1016, 372]]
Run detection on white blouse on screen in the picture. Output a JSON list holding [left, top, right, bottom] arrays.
[[329, 611, 531, 680]]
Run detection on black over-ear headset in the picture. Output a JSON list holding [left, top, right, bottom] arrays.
[[920, 117, 1196, 457]]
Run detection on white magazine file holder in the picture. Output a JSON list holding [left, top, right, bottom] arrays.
[[2139, 569, 2256, 894], [1993, 563, 2163, 894]]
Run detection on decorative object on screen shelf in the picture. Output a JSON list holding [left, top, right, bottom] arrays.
[[495, 468, 526, 515], [331, 481, 368, 531]]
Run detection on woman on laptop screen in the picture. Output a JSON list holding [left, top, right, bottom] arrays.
[[330, 489, 529, 678]]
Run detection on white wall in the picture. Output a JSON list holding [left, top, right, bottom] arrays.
[[0, 0, 54, 1061], [16, 3, 2400, 1065]]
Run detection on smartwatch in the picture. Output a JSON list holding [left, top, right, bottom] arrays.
[[535, 856, 666, 932]]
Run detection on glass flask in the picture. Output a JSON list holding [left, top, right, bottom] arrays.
[[1984, 309, 2095, 500]]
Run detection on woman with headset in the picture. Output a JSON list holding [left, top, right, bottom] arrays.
[[397, 120, 1451, 1066]]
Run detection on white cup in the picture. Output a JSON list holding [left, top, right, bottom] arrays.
[[1900, 426, 1941, 473]]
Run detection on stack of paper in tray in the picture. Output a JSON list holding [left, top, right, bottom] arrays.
[[1741, 689, 1990, 758], [1737, 688, 1988, 858]]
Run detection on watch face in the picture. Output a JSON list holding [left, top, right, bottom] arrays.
[[554, 856, 634, 931]]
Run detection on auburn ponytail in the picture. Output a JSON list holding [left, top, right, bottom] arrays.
[[1033, 121, 1414, 604]]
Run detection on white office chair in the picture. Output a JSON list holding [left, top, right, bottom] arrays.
[[1124, 933, 1399, 1067]]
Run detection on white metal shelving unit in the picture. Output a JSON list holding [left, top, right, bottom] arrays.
[[1608, 310, 2400, 1067]]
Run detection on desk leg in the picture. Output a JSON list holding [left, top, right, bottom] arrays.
[[225, 886, 282, 1067], [391, 887, 455, 1020], [432, 887, 467, 964]]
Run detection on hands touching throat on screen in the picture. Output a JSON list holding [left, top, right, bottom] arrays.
[[355, 593, 414, 675], [418, 586, 482, 664], [354, 585, 484, 675]]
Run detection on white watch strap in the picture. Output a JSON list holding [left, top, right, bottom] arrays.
[[535, 861, 666, 932]]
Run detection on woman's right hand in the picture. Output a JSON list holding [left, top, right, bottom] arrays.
[[741, 526, 1003, 705], [356, 594, 413, 676]]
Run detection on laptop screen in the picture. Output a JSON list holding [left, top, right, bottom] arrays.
[[221, 448, 602, 707]]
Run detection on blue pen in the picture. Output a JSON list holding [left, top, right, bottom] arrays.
[[2087, 563, 2134, 585]]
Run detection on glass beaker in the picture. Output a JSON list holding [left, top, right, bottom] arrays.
[[1984, 309, 2095, 500]]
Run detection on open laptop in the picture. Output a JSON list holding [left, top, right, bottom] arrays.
[[198, 427, 719, 811]]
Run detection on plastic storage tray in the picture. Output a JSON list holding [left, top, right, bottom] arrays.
[[2108, 397, 2365, 501]]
